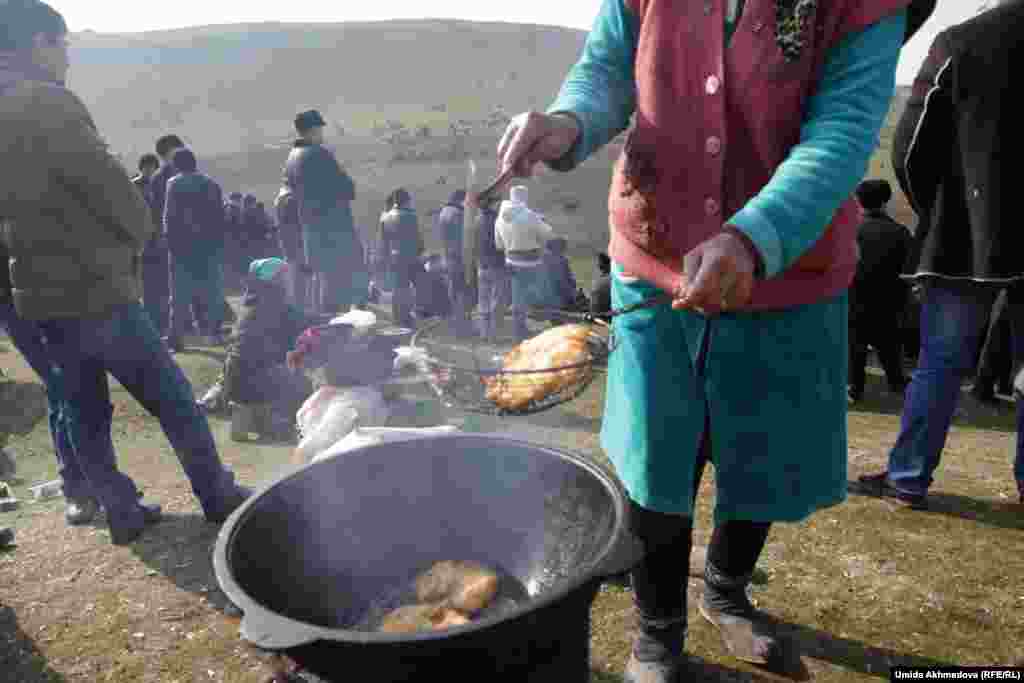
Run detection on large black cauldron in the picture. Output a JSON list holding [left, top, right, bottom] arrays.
[[213, 434, 639, 682]]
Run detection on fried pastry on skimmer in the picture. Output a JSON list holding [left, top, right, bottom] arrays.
[[484, 324, 594, 411]]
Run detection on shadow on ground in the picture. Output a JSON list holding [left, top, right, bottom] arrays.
[[770, 617, 958, 679], [846, 482, 1024, 532], [128, 512, 239, 615], [909, 491, 1020, 531], [0, 604, 68, 682]]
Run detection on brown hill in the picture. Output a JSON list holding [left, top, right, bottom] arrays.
[[67, 20, 915, 255]]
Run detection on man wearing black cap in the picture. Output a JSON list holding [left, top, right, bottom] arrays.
[[285, 109, 366, 315], [847, 179, 912, 403], [0, 1, 250, 544]]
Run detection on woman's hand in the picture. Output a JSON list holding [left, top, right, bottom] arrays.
[[672, 230, 757, 315], [496, 112, 581, 178]]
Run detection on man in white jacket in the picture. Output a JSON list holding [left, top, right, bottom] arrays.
[[494, 186, 553, 339]]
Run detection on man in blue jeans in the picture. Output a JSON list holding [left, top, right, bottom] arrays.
[[851, 5, 1024, 508], [0, 2, 250, 545]]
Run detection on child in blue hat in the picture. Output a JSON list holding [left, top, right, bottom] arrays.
[[219, 258, 321, 440]]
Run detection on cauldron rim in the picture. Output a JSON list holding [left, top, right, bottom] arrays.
[[212, 433, 631, 651]]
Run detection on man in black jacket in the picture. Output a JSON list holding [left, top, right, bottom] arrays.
[[285, 110, 365, 315], [133, 154, 163, 332], [852, 0, 1024, 508], [847, 179, 912, 403], [147, 137, 188, 338]]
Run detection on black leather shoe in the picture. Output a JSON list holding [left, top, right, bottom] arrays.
[[848, 472, 927, 510], [109, 502, 163, 546], [65, 498, 99, 526]]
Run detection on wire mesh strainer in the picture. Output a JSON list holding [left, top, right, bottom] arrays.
[[409, 310, 615, 416]]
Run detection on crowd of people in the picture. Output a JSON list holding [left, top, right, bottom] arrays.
[[2, 0, 1023, 679]]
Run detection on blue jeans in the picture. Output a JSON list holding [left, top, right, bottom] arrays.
[[170, 252, 225, 338], [509, 264, 545, 333], [888, 284, 1024, 495], [0, 300, 91, 502], [39, 303, 238, 526]]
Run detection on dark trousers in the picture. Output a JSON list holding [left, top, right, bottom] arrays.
[[142, 245, 169, 337], [630, 419, 772, 626], [169, 251, 225, 339], [0, 300, 90, 502], [391, 260, 421, 328], [39, 303, 239, 528], [975, 291, 1014, 394], [849, 312, 908, 397], [444, 247, 470, 323]]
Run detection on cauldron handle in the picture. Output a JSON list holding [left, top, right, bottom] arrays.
[[594, 495, 646, 578], [240, 605, 324, 651]]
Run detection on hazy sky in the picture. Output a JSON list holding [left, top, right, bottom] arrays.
[[53, 1, 983, 84]]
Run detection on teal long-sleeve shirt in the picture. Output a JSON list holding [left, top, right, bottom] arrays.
[[547, 1, 907, 279]]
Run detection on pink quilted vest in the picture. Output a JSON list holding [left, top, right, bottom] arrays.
[[607, 0, 911, 310]]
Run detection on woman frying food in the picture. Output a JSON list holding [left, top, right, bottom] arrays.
[[496, 0, 935, 680]]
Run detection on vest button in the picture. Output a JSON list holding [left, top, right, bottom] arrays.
[[706, 136, 722, 156], [753, 21, 765, 33], [705, 198, 720, 217], [705, 75, 721, 95], [971, 187, 981, 199]]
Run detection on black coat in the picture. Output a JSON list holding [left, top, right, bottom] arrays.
[[849, 211, 912, 322], [892, 2, 1024, 287], [284, 140, 355, 228]]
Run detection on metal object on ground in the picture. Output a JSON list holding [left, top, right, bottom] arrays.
[[0, 496, 19, 512], [410, 311, 614, 416], [214, 434, 641, 682], [0, 448, 15, 479], [29, 480, 62, 500]]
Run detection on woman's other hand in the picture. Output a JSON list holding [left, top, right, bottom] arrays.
[[496, 112, 581, 178], [673, 229, 757, 315]]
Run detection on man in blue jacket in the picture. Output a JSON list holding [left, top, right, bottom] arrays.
[[144, 135, 186, 338], [163, 148, 227, 349]]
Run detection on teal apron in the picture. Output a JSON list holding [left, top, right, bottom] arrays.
[[600, 266, 849, 523]]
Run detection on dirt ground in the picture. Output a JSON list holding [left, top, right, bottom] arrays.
[[1, 301, 1023, 682]]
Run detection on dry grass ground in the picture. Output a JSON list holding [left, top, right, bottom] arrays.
[[2, 291, 1022, 682]]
